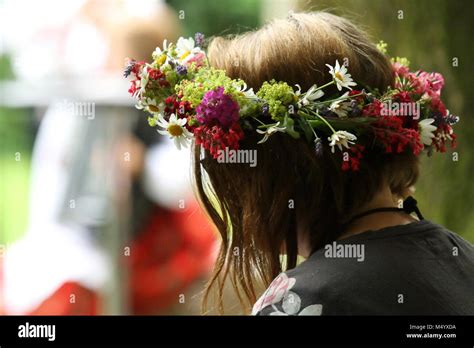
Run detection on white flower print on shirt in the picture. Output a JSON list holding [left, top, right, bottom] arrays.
[[252, 273, 323, 316]]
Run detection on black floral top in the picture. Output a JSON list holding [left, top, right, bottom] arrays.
[[253, 220, 474, 315]]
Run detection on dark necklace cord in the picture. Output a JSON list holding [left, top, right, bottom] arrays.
[[309, 196, 424, 257], [342, 196, 424, 229]]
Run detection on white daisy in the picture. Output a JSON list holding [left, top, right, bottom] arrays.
[[152, 39, 169, 59], [326, 60, 357, 91], [329, 100, 351, 118], [243, 88, 257, 99], [329, 92, 351, 118], [176, 37, 203, 63], [139, 66, 150, 94], [329, 92, 350, 118], [235, 82, 257, 99], [136, 98, 163, 114], [419, 118, 438, 145], [152, 40, 171, 66], [256, 122, 287, 144], [296, 84, 325, 107], [156, 114, 193, 150], [328, 130, 357, 153]]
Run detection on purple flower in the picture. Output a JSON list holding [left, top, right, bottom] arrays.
[[446, 114, 460, 125], [431, 111, 445, 126], [123, 59, 136, 78], [175, 65, 187, 75], [314, 137, 323, 156], [318, 106, 333, 117], [195, 32, 205, 47], [349, 99, 362, 117], [196, 87, 240, 128]]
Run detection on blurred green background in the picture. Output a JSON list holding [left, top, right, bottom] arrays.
[[0, 53, 33, 246], [1, 0, 472, 246]]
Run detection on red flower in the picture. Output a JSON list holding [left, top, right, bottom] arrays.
[[418, 71, 445, 96], [348, 90, 365, 106], [362, 99, 383, 117], [372, 116, 423, 155], [128, 80, 139, 96], [126, 61, 148, 97], [433, 124, 456, 153], [407, 73, 425, 95], [394, 91, 412, 103], [349, 90, 363, 96], [392, 62, 410, 77], [341, 144, 365, 171], [164, 95, 179, 116], [194, 123, 244, 158], [186, 52, 206, 68], [131, 61, 145, 76], [163, 95, 194, 128], [147, 67, 169, 88], [429, 95, 447, 116], [148, 68, 164, 80], [405, 71, 445, 97]]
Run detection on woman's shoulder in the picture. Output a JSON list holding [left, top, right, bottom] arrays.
[[253, 220, 474, 315], [252, 247, 354, 315], [251, 270, 324, 316]]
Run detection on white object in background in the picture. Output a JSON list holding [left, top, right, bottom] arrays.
[[3, 102, 110, 314], [142, 138, 194, 210], [3, 222, 110, 314], [27, 101, 81, 228]]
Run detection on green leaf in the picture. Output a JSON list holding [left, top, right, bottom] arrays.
[[296, 118, 313, 142], [283, 115, 300, 139]]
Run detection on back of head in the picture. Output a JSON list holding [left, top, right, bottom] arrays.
[[196, 12, 419, 313], [208, 12, 393, 91]]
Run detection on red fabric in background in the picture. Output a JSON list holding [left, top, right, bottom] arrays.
[[0, 203, 216, 315], [28, 282, 99, 315], [129, 203, 217, 314]]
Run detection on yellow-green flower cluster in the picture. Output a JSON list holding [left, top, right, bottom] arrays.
[[377, 41, 410, 68], [162, 64, 179, 87], [376, 40, 388, 54], [176, 67, 255, 115], [391, 56, 410, 67], [256, 80, 296, 121]]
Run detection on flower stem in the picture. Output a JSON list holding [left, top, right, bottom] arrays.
[[315, 111, 337, 133], [309, 121, 320, 140], [319, 92, 364, 105], [313, 80, 335, 91], [252, 117, 267, 126]]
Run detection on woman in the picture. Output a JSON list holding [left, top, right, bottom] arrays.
[[126, 12, 474, 315]]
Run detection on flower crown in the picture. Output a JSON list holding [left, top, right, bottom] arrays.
[[124, 34, 459, 171]]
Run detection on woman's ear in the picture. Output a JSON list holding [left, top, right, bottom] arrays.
[[391, 185, 416, 206], [401, 185, 416, 199]]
